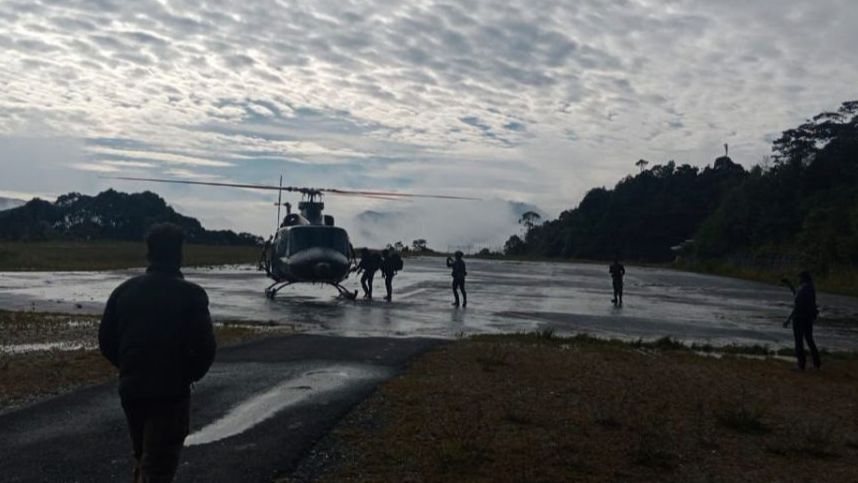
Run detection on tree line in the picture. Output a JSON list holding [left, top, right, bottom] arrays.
[[505, 100, 858, 275], [0, 189, 261, 246]]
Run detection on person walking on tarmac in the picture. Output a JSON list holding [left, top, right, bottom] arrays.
[[446, 251, 468, 307], [781, 271, 821, 371], [354, 248, 381, 300], [380, 248, 403, 301], [609, 258, 626, 306], [99, 223, 216, 483]]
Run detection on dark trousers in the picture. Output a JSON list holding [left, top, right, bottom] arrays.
[[452, 278, 466, 306], [384, 273, 394, 300], [122, 397, 190, 483], [360, 271, 375, 299], [612, 279, 623, 303], [793, 319, 821, 370]]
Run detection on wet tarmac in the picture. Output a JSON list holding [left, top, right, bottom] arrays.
[[2, 257, 857, 350], [185, 363, 390, 446], [0, 334, 441, 483]]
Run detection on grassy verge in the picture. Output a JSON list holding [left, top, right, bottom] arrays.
[[0, 241, 259, 271], [298, 333, 858, 482], [0, 310, 291, 411], [678, 261, 858, 298]]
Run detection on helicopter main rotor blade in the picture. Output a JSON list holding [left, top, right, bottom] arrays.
[[322, 188, 479, 200], [331, 192, 409, 202], [102, 176, 307, 193], [101, 176, 480, 200]]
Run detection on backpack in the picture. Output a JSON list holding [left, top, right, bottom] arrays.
[[391, 253, 404, 271]]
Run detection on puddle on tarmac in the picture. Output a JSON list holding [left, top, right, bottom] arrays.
[[185, 364, 389, 446]]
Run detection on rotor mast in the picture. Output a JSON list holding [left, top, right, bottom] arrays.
[[275, 175, 283, 231]]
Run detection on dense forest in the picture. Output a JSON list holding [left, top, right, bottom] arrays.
[[506, 100, 858, 275], [0, 189, 261, 246]]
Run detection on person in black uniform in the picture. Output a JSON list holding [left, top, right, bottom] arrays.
[[258, 235, 273, 274], [782, 271, 821, 371], [99, 223, 216, 483], [354, 248, 381, 300], [609, 258, 626, 306], [380, 249, 400, 301], [446, 251, 467, 307]]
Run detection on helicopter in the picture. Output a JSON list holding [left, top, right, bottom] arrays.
[[106, 176, 476, 299]]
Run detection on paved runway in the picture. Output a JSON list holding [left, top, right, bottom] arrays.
[[2, 257, 858, 349], [0, 335, 443, 482]]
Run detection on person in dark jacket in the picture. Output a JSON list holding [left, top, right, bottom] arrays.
[[781, 271, 821, 371], [379, 249, 399, 301], [99, 223, 216, 483], [609, 258, 625, 306], [446, 251, 467, 307], [354, 248, 381, 300]]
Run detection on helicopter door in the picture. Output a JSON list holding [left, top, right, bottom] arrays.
[[275, 232, 289, 257]]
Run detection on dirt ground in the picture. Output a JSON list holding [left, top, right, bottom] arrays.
[[0, 310, 291, 411], [306, 334, 858, 482]]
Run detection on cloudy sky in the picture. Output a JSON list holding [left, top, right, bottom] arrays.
[[1, 0, 856, 248]]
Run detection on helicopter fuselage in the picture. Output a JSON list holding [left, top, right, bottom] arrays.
[[262, 202, 354, 287], [268, 225, 352, 284]]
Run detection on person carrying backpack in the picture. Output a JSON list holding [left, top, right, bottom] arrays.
[[354, 248, 381, 300], [380, 249, 403, 301]]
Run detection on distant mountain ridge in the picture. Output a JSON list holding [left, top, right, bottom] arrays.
[[0, 189, 261, 245]]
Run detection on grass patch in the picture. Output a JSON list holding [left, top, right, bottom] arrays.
[[714, 389, 771, 435], [0, 241, 259, 271], [474, 343, 511, 372], [302, 334, 858, 482], [768, 417, 842, 459], [632, 336, 687, 351]]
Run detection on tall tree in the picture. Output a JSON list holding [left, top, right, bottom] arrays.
[[519, 211, 542, 232]]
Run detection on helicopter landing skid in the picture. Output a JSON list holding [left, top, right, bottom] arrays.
[[331, 283, 358, 301], [264, 281, 293, 299], [265, 281, 358, 301]]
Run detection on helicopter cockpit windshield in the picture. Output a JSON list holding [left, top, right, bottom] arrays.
[[287, 226, 349, 256]]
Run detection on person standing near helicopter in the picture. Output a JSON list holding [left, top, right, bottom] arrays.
[[354, 248, 381, 300], [380, 248, 403, 301], [446, 251, 467, 307]]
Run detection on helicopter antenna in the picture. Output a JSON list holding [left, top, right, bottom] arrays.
[[275, 175, 283, 231]]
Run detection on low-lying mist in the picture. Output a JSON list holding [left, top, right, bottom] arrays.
[[342, 198, 542, 252]]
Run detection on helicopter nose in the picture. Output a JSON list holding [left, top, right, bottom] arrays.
[[314, 262, 332, 278]]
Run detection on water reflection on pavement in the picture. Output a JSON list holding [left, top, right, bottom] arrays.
[[2, 258, 857, 350]]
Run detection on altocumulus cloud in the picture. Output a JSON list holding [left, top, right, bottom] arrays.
[[0, 0, 857, 242]]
